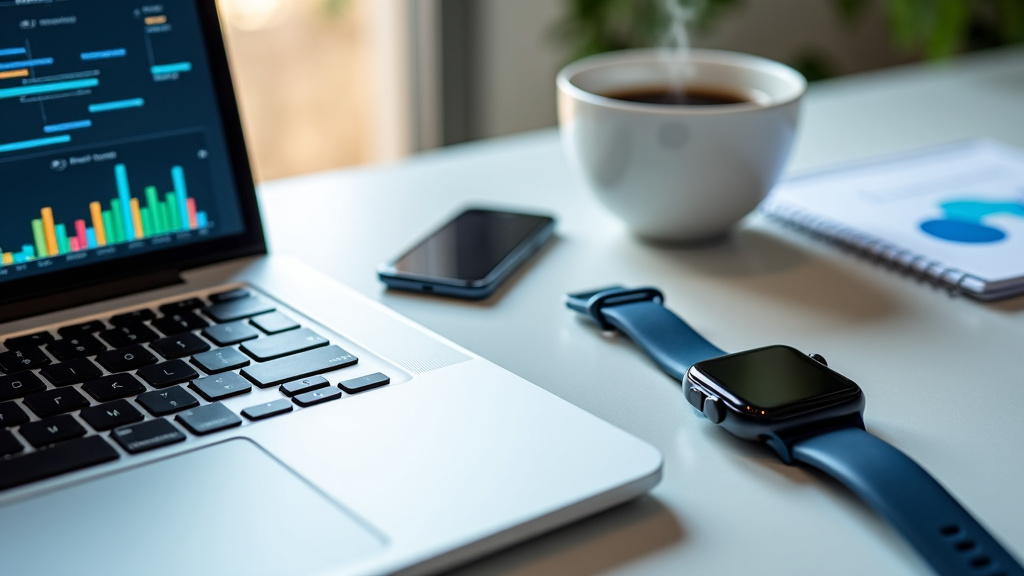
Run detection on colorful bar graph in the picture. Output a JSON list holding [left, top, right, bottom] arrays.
[[150, 62, 191, 75], [44, 120, 93, 133], [75, 219, 88, 250], [89, 98, 144, 113], [31, 220, 46, 258], [0, 135, 71, 154], [80, 49, 127, 61], [1, 163, 211, 266], [40, 207, 58, 256], [90, 201, 107, 245], [0, 78, 98, 100], [0, 69, 29, 80], [0, 57, 53, 71]]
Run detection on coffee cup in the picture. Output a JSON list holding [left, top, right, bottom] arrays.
[[557, 48, 806, 242]]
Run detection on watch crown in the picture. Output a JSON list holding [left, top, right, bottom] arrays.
[[808, 353, 828, 366]]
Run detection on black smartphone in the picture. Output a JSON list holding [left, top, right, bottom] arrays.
[[377, 208, 556, 299]]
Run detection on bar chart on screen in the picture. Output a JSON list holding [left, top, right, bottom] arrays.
[[0, 0, 250, 281], [0, 130, 217, 271]]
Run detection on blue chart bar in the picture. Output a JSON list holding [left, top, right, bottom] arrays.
[[0, 135, 71, 153], [81, 49, 127, 61], [44, 119, 93, 133], [151, 62, 192, 75], [0, 57, 53, 71], [89, 98, 144, 113], [0, 78, 99, 100], [115, 163, 136, 240], [171, 165, 189, 231], [0, 47, 27, 56]]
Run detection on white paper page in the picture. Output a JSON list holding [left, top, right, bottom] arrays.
[[765, 140, 1024, 283]]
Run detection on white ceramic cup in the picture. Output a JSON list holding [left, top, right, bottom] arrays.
[[557, 48, 806, 242]]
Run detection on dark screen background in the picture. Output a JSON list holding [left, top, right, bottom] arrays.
[[697, 346, 858, 409], [0, 0, 246, 283], [393, 210, 551, 282]]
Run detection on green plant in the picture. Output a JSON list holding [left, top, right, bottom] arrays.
[[558, 0, 1024, 73]]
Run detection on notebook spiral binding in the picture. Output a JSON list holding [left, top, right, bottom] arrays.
[[761, 203, 968, 296]]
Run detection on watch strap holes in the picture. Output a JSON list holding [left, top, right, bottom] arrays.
[[956, 540, 977, 552], [940, 524, 962, 537], [970, 555, 992, 569]]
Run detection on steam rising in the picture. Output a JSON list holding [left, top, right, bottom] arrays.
[[659, 0, 704, 96]]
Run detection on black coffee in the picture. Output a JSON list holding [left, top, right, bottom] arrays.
[[604, 86, 751, 106]]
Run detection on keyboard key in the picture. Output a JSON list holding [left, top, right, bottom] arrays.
[[137, 360, 199, 388], [0, 429, 23, 456], [95, 344, 158, 373], [0, 401, 30, 428], [241, 398, 292, 421], [158, 297, 205, 315], [0, 371, 46, 401], [111, 418, 186, 454], [0, 346, 51, 374], [82, 373, 147, 402], [176, 402, 242, 435], [209, 288, 250, 303], [40, 357, 102, 386], [4, 331, 55, 350], [47, 334, 107, 361], [109, 308, 156, 325], [150, 333, 210, 359], [23, 387, 90, 418], [339, 372, 391, 394], [280, 375, 329, 397], [204, 296, 275, 323], [250, 312, 299, 334], [137, 386, 199, 416], [191, 347, 250, 374], [240, 345, 358, 389], [0, 435, 118, 490], [190, 371, 252, 402], [240, 328, 328, 362], [57, 320, 107, 337], [151, 311, 209, 336], [98, 322, 159, 348], [292, 386, 342, 407], [202, 321, 259, 346], [80, 400, 144, 431], [20, 414, 86, 448]]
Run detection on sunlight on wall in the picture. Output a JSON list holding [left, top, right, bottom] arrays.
[[218, 0, 375, 182]]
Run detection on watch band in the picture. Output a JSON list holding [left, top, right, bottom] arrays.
[[565, 287, 724, 380], [568, 286, 1024, 576], [793, 428, 1023, 576]]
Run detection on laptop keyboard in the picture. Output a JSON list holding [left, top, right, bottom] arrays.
[[0, 288, 391, 491]]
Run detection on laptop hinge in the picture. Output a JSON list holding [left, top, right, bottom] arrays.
[[0, 269, 184, 324]]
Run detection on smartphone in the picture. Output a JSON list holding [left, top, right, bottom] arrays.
[[377, 208, 556, 299]]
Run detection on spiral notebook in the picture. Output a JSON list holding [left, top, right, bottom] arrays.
[[762, 139, 1024, 301]]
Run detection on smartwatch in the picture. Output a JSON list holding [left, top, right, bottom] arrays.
[[567, 286, 1023, 576]]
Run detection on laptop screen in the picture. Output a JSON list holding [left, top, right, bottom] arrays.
[[0, 1, 264, 306]]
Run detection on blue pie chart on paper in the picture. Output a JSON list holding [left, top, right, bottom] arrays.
[[920, 199, 1024, 244], [920, 219, 1006, 243]]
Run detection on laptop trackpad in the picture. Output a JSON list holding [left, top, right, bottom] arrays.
[[6, 439, 386, 576]]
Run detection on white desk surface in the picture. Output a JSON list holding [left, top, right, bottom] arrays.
[[259, 46, 1024, 575]]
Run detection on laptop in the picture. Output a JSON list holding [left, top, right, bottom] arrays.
[[0, 2, 662, 575]]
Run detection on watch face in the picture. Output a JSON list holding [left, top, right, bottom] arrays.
[[691, 345, 860, 414]]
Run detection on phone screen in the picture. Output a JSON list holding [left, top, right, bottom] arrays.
[[389, 209, 553, 283]]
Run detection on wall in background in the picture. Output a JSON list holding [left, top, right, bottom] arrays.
[[467, 0, 918, 142]]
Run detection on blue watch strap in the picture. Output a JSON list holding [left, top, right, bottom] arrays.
[[565, 287, 724, 380], [793, 428, 1024, 576], [600, 300, 725, 380]]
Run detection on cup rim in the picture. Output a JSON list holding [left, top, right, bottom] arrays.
[[557, 48, 807, 115]]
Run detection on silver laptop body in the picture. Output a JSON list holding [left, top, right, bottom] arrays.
[[0, 2, 661, 574]]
